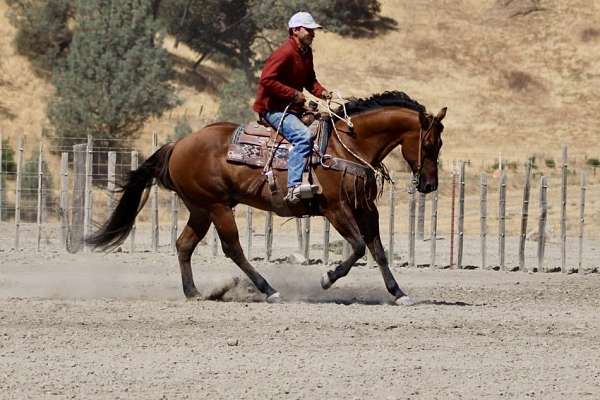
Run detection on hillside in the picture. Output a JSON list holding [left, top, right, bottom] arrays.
[[1, 0, 599, 166]]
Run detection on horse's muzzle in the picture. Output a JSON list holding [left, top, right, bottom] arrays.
[[417, 180, 437, 194]]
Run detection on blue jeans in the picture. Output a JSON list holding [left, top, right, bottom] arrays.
[[263, 110, 311, 188]]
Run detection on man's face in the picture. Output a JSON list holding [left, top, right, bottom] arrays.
[[293, 27, 315, 47]]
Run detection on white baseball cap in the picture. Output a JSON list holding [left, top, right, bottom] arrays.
[[288, 12, 322, 29]]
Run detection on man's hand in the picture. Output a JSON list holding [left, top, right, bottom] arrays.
[[321, 90, 332, 100], [293, 91, 306, 104]]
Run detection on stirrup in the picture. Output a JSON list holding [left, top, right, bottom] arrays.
[[296, 183, 319, 199]]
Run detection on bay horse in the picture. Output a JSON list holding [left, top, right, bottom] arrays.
[[87, 91, 446, 305]]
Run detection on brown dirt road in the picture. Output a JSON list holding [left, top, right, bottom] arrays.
[[1, 250, 600, 399]]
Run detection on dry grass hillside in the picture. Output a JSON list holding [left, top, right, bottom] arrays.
[[1, 0, 599, 167]]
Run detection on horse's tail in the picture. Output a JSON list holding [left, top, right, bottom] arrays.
[[86, 143, 176, 251]]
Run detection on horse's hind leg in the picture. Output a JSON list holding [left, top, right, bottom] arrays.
[[209, 204, 280, 302], [176, 212, 211, 298]]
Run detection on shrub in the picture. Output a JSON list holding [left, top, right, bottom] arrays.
[[1, 139, 17, 178], [173, 117, 193, 140], [6, 0, 74, 75], [586, 158, 600, 168], [217, 69, 256, 124]]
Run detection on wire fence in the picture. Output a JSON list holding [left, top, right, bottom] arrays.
[[0, 133, 598, 273]]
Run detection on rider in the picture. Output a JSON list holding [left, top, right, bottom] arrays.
[[253, 11, 331, 204]]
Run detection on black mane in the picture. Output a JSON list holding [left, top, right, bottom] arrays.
[[334, 91, 426, 116]]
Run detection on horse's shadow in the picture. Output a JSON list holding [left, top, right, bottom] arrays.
[[301, 298, 478, 307]]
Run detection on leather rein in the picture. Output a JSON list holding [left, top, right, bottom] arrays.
[[414, 114, 438, 186]]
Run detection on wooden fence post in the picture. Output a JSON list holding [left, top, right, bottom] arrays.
[[498, 172, 507, 270], [265, 211, 273, 261], [560, 145, 568, 273], [83, 135, 93, 252], [449, 168, 456, 268], [537, 176, 548, 272], [60, 152, 69, 249], [36, 142, 43, 252], [170, 192, 178, 254], [151, 132, 159, 251], [387, 183, 395, 264], [246, 206, 253, 259], [129, 150, 138, 253], [14, 136, 24, 250], [519, 160, 532, 272], [323, 218, 330, 264], [0, 131, 3, 222], [408, 179, 416, 268], [417, 192, 425, 240], [296, 218, 303, 252], [480, 173, 488, 270], [69, 143, 86, 253], [578, 171, 587, 271], [107, 151, 116, 214], [342, 241, 352, 260], [430, 190, 438, 268], [457, 161, 465, 269], [303, 216, 310, 261]]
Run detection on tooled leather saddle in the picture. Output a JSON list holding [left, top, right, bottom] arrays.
[[226, 108, 327, 171], [226, 105, 376, 203]]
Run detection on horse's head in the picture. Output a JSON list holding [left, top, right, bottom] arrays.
[[402, 107, 447, 193]]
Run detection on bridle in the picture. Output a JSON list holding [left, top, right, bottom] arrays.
[[414, 114, 437, 186]]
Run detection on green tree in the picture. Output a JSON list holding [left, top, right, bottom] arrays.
[[156, 0, 394, 122], [172, 116, 192, 140], [217, 69, 256, 123], [156, 0, 395, 77], [1, 139, 17, 178], [6, 0, 74, 75], [48, 0, 178, 152]]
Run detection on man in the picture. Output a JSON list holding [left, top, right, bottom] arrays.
[[253, 11, 331, 204]]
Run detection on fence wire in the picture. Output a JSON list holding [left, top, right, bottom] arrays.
[[0, 137, 598, 272]]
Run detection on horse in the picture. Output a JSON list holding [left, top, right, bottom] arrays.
[[87, 91, 446, 305]]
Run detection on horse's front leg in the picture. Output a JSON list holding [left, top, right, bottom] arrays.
[[320, 203, 366, 289], [356, 207, 413, 305]]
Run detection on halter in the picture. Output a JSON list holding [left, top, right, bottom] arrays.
[[414, 114, 437, 186]]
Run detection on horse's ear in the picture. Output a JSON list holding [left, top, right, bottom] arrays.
[[419, 111, 429, 128], [436, 107, 447, 121]]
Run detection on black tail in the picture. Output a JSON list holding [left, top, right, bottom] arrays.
[[86, 143, 175, 251]]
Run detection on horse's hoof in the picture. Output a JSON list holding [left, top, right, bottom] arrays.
[[184, 288, 202, 300], [266, 292, 282, 303], [394, 296, 414, 306], [320, 272, 332, 290]]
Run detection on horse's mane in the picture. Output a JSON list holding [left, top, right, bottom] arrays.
[[334, 91, 426, 116]]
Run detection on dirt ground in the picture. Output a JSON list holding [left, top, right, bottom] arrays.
[[1, 230, 600, 400]]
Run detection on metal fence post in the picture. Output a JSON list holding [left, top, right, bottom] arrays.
[[519, 160, 532, 272], [14, 136, 24, 250], [578, 171, 587, 271], [480, 173, 488, 270], [560, 145, 568, 272], [457, 161, 465, 269]]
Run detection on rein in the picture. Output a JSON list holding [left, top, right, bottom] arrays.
[[414, 114, 437, 186], [308, 93, 395, 185]]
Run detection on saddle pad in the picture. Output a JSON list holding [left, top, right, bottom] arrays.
[[227, 143, 290, 170]]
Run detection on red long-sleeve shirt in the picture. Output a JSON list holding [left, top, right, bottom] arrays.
[[253, 37, 326, 114]]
